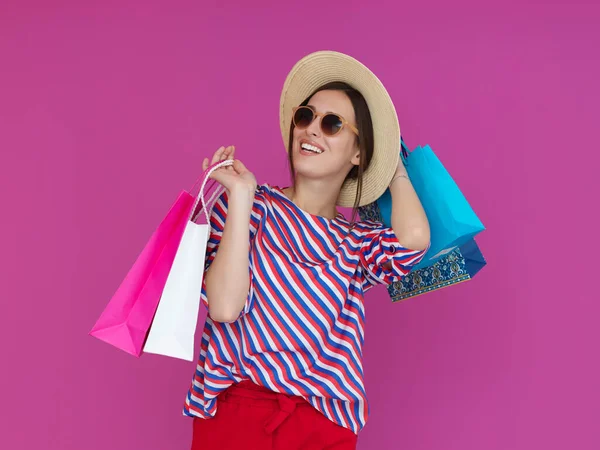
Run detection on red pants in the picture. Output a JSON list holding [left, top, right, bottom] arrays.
[[191, 381, 358, 450]]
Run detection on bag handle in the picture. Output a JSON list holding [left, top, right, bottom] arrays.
[[400, 135, 410, 166], [189, 159, 235, 224], [188, 166, 218, 197]]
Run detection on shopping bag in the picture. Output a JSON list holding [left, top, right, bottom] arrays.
[[143, 159, 232, 361], [387, 238, 486, 302], [357, 176, 487, 302], [89, 188, 196, 356], [375, 138, 485, 270], [459, 238, 486, 277]]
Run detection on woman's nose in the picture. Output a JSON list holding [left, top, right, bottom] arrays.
[[306, 116, 321, 137]]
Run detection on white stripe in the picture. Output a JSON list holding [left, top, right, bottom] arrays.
[[244, 320, 302, 395], [264, 234, 364, 366], [251, 269, 349, 400], [188, 185, 374, 432], [271, 202, 331, 262], [251, 311, 323, 397], [332, 399, 352, 431], [254, 243, 364, 402], [224, 319, 280, 391]]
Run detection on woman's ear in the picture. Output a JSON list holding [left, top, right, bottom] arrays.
[[350, 150, 361, 166]]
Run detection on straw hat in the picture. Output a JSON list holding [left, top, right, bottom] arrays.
[[279, 50, 400, 207]]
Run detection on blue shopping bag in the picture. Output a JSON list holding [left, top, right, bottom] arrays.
[[387, 238, 486, 302], [458, 238, 486, 277], [376, 138, 485, 270], [358, 197, 487, 301]]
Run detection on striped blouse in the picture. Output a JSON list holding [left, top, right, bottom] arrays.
[[183, 184, 426, 434]]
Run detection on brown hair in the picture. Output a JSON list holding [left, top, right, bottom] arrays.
[[287, 82, 375, 222]]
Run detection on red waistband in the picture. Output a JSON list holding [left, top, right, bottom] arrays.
[[221, 381, 308, 434], [224, 380, 306, 404]]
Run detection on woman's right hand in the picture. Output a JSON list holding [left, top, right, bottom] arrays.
[[203, 146, 257, 195]]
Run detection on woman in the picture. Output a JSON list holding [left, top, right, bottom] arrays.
[[184, 51, 430, 449]]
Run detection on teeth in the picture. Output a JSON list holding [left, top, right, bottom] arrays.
[[301, 143, 323, 154]]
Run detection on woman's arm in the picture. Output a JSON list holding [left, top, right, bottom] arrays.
[[204, 184, 255, 323], [389, 162, 430, 251], [202, 146, 257, 323]]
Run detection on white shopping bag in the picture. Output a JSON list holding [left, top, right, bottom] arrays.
[[143, 160, 232, 361]]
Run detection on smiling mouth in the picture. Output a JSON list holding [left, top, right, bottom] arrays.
[[300, 142, 324, 154]]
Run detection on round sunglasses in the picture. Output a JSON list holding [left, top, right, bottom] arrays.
[[292, 106, 359, 137]]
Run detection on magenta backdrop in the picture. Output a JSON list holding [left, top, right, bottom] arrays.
[[1, 1, 599, 449]]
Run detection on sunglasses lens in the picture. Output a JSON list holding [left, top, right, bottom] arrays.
[[293, 107, 314, 128], [322, 114, 343, 136]]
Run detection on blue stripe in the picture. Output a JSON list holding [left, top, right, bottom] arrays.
[[326, 397, 345, 429], [261, 230, 363, 356], [261, 231, 360, 353], [186, 184, 382, 433], [216, 323, 245, 372], [239, 316, 290, 390], [270, 205, 326, 262], [250, 303, 321, 397], [339, 399, 355, 433], [253, 250, 363, 402], [251, 278, 343, 400], [204, 347, 235, 380]]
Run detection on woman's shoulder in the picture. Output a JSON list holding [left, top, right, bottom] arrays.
[[248, 183, 282, 215], [256, 183, 274, 194], [254, 183, 277, 203]]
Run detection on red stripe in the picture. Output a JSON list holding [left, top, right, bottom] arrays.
[[184, 185, 429, 434], [252, 242, 360, 395], [261, 234, 361, 357]]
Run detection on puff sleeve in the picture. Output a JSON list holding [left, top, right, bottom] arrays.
[[359, 223, 428, 287]]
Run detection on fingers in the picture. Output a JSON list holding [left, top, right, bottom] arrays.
[[232, 158, 247, 174], [221, 146, 234, 172], [211, 146, 225, 166], [226, 146, 235, 171], [210, 146, 236, 167], [206, 146, 234, 182], [220, 146, 234, 162]]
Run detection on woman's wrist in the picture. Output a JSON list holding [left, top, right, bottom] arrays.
[[228, 184, 256, 209]]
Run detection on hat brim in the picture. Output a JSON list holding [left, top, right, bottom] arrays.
[[280, 50, 400, 207]]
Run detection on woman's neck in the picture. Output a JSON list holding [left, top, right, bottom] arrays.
[[283, 178, 340, 220]]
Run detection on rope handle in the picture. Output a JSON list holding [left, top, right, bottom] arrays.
[[188, 159, 234, 225], [400, 136, 410, 167]]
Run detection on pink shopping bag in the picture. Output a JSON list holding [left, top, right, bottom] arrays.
[[143, 160, 231, 361], [89, 189, 196, 356]]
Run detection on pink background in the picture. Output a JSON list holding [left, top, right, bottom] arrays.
[[1, 1, 599, 449]]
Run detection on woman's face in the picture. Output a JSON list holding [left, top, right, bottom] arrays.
[[291, 89, 360, 182]]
